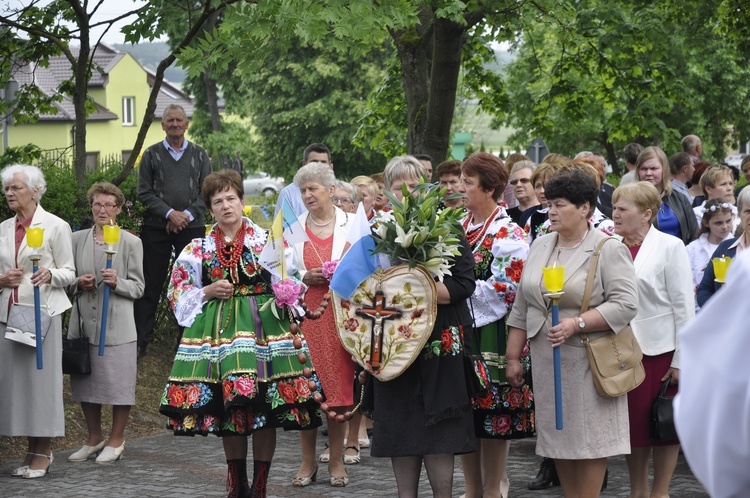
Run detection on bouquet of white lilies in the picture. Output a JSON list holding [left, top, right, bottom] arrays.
[[372, 182, 464, 281]]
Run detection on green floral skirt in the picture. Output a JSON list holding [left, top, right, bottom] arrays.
[[159, 295, 323, 436]]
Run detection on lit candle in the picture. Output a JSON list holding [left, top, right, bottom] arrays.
[[712, 256, 732, 283], [542, 264, 565, 293], [25, 227, 44, 248], [102, 223, 120, 246]]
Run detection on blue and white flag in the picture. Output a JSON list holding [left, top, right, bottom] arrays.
[[280, 197, 308, 245], [258, 198, 309, 278], [330, 203, 380, 299]]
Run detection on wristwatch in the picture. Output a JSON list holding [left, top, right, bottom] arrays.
[[577, 315, 586, 329]]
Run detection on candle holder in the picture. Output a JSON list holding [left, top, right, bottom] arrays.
[[712, 256, 731, 284], [25, 227, 45, 369], [542, 264, 565, 430], [98, 224, 120, 356]]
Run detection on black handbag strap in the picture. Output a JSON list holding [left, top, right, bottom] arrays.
[[658, 376, 672, 397]]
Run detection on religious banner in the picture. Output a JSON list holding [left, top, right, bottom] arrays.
[[331, 264, 437, 382]]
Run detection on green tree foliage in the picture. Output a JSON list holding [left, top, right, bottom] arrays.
[[502, 0, 750, 173], [175, 0, 530, 166], [235, 37, 392, 180]]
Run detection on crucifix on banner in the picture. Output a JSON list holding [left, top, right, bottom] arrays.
[[355, 290, 402, 372]]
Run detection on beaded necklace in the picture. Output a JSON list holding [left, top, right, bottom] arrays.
[[213, 222, 246, 283], [463, 206, 500, 248]]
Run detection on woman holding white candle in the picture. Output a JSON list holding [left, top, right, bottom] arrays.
[[506, 169, 638, 497], [67, 182, 145, 464], [0, 164, 76, 479]]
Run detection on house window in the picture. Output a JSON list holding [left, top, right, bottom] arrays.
[[122, 97, 135, 126], [86, 152, 99, 172], [122, 150, 132, 164]]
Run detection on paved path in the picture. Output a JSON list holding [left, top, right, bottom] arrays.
[[1, 428, 708, 497]]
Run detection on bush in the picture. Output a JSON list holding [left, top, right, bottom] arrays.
[[0, 159, 145, 234]]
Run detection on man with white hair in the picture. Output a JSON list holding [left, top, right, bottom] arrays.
[[681, 134, 702, 163]]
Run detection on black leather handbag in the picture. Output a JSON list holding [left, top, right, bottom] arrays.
[[63, 336, 91, 375], [62, 299, 91, 375], [650, 377, 678, 441]]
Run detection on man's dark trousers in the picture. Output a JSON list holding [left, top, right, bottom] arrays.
[[135, 224, 204, 355]]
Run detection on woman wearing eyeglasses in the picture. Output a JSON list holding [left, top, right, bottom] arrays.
[[506, 160, 538, 227], [67, 182, 145, 464], [333, 181, 359, 214], [0, 164, 76, 479]]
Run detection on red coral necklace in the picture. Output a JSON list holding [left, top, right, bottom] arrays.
[[463, 207, 499, 248], [214, 222, 246, 282]]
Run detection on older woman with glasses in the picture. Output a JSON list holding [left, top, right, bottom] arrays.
[[0, 164, 76, 479], [333, 180, 359, 214], [66, 182, 144, 465], [507, 160, 538, 227]]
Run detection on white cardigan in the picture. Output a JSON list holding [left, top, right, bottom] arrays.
[[292, 206, 352, 278], [619, 226, 694, 368]]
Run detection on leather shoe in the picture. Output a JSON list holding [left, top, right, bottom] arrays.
[[95, 442, 125, 464], [528, 457, 560, 490], [68, 440, 106, 462]]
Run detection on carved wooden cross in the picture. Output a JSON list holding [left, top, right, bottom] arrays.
[[355, 290, 402, 371]]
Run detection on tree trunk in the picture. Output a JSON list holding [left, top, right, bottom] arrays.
[[72, 7, 90, 190], [390, 7, 432, 158], [423, 17, 465, 165], [604, 140, 619, 177], [202, 11, 222, 132], [390, 6, 483, 164]]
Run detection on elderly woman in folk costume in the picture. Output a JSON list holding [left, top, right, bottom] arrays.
[[159, 170, 321, 498]]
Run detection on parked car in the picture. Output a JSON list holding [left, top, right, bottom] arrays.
[[243, 171, 285, 197]]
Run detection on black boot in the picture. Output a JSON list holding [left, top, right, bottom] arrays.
[[251, 460, 271, 498], [528, 457, 560, 490], [226, 459, 252, 498]]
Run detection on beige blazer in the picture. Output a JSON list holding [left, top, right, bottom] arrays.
[[293, 206, 352, 278], [507, 225, 638, 346], [0, 204, 75, 320], [617, 225, 693, 368], [68, 228, 144, 346]]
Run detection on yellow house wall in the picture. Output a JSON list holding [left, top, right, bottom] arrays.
[[7, 52, 186, 164]]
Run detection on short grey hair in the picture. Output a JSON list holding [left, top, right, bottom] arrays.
[[384, 155, 426, 191], [293, 161, 336, 189], [681, 134, 701, 153], [334, 180, 359, 204], [737, 186, 750, 213], [1, 164, 47, 201], [510, 160, 537, 176], [162, 104, 187, 122]]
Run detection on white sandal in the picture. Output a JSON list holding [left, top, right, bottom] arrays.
[[319, 443, 330, 463], [23, 452, 53, 479]]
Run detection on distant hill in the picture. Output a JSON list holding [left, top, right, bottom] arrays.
[[112, 42, 187, 86]]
